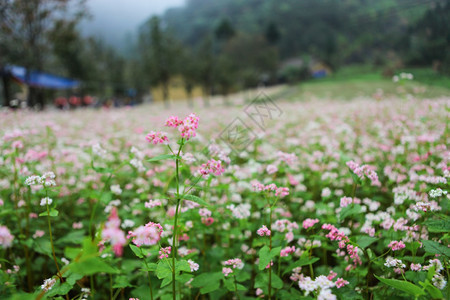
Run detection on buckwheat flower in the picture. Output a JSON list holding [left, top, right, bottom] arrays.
[[40, 197, 53, 206], [159, 246, 171, 259], [266, 164, 278, 174], [257, 225, 271, 236], [335, 278, 349, 288], [33, 230, 45, 238], [199, 159, 225, 177], [178, 113, 199, 140], [256, 288, 264, 297], [188, 259, 199, 272], [432, 274, 447, 290], [318, 288, 336, 300], [280, 246, 296, 257], [92, 143, 107, 157], [41, 278, 56, 292], [429, 188, 447, 198], [384, 256, 405, 268], [165, 116, 183, 128], [410, 263, 421, 271], [146, 131, 169, 145], [423, 259, 443, 272], [121, 219, 135, 229], [61, 257, 70, 265], [0, 226, 14, 249], [275, 187, 289, 197], [302, 218, 319, 229], [298, 276, 316, 294], [25, 175, 42, 186], [110, 184, 122, 195], [340, 197, 353, 208], [102, 207, 126, 256], [327, 271, 337, 280], [72, 222, 83, 229], [222, 267, 233, 277], [145, 199, 162, 208], [199, 208, 212, 217], [224, 258, 244, 269], [388, 240, 406, 251], [127, 222, 163, 247]]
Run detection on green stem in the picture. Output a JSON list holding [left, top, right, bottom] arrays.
[[233, 274, 240, 300], [89, 173, 113, 240], [46, 203, 61, 279], [268, 206, 273, 300], [172, 140, 183, 300], [140, 248, 154, 300]]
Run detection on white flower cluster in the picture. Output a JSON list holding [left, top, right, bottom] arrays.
[[41, 278, 56, 292], [40, 197, 53, 206], [384, 256, 406, 269], [130, 147, 146, 172], [298, 275, 336, 300], [392, 72, 413, 82], [110, 184, 122, 195], [92, 143, 107, 158], [226, 203, 251, 219], [429, 188, 447, 198], [25, 172, 56, 187]]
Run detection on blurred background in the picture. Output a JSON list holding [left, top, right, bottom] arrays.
[[0, 0, 449, 109]]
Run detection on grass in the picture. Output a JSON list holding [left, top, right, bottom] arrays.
[[273, 65, 450, 101]]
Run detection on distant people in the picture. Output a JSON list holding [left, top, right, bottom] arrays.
[[54, 97, 67, 110], [69, 96, 81, 108], [83, 95, 93, 106]]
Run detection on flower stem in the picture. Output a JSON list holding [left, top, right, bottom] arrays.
[[46, 203, 61, 279], [172, 141, 183, 300], [140, 248, 154, 300], [268, 206, 273, 300]]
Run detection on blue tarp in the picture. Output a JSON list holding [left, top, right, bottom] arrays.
[[3, 65, 80, 89]]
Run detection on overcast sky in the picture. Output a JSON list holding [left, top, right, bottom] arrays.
[[79, 0, 185, 47]]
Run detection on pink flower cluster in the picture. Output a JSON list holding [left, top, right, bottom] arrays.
[[388, 240, 406, 251], [145, 131, 169, 145], [256, 225, 271, 236], [0, 225, 14, 249], [159, 246, 171, 259], [322, 224, 362, 270], [127, 222, 163, 247], [335, 278, 349, 288], [252, 182, 290, 198], [199, 159, 225, 177], [346, 160, 381, 186], [222, 258, 244, 276], [302, 218, 319, 229], [165, 113, 199, 140], [101, 207, 126, 256], [339, 197, 353, 208], [280, 246, 296, 257]]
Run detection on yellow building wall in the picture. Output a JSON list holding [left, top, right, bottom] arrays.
[[151, 76, 203, 102]]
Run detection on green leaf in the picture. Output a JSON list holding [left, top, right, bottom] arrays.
[[356, 236, 379, 249], [422, 240, 450, 257], [176, 260, 192, 273], [223, 277, 235, 291], [374, 275, 425, 297], [91, 161, 114, 174], [129, 244, 144, 258], [160, 276, 172, 288], [39, 208, 59, 217], [340, 204, 361, 220], [258, 246, 281, 270], [70, 257, 119, 275], [113, 275, 134, 289], [181, 194, 209, 207], [419, 280, 443, 299], [423, 218, 450, 233], [156, 261, 172, 279], [192, 272, 222, 291], [258, 246, 271, 270], [176, 273, 193, 284], [235, 270, 250, 282], [271, 273, 284, 289], [147, 154, 180, 162]]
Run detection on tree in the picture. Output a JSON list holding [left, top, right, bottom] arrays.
[[0, 0, 86, 109], [139, 16, 180, 108]]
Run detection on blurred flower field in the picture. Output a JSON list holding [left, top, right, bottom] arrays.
[[0, 94, 449, 300]]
